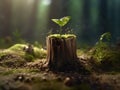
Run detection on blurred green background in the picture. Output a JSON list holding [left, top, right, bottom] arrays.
[[0, 0, 120, 48]]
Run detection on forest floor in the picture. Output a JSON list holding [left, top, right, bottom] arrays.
[[0, 44, 120, 90]]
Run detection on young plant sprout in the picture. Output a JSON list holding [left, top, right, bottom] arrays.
[[99, 32, 111, 42], [51, 16, 71, 34]]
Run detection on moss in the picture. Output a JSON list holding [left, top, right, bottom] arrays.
[[0, 44, 47, 64], [90, 41, 120, 71], [34, 47, 47, 59], [8, 44, 46, 59], [48, 34, 76, 39], [24, 54, 34, 62], [4, 44, 26, 57], [8, 44, 27, 51]]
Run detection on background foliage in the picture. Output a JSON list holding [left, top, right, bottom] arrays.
[[0, 0, 120, 47]]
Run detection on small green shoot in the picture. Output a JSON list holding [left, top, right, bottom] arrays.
[[51, 16, 71, 34], [99, 32, 111, 42]]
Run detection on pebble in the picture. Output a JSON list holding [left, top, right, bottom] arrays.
[[64, 77, 73, 86]]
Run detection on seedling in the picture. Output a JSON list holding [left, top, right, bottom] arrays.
[[51, 16, 71, 34], [99, 32, 111, 42]]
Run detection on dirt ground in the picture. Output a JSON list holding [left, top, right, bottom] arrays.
[[0, 56, 120, 90], [0, 45, 119, 90]]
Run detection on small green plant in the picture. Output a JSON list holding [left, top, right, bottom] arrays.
[[99, 32, 111, 42], [51, 16, 71, 34], [92, 32, 112, 62], [90, 32, 120, 71]]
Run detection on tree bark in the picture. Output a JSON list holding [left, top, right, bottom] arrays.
[[46, 36, 79, 71]]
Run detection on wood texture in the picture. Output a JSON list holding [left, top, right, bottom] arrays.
[[46, 36, 78, 71]]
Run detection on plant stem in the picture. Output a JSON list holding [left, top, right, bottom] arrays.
[[59, 26, 62, 35]]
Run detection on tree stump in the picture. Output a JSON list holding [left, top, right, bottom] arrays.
[[46, 35, 79, 71]]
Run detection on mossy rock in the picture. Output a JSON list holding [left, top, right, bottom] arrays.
[[8, 44, 47, 59], [0, 44, 47, 64]]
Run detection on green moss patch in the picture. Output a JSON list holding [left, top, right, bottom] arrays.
[[0, 44, 47, 68], [48, 34, 76, 39], [7, 44, 47, 59]]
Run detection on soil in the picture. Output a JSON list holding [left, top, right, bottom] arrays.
[[0, 53, 120, 90]]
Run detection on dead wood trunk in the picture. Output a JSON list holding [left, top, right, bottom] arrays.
[[46, 36, 79, 71]]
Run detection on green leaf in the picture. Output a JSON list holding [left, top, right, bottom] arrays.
[[100, 32, 111, 41], [51, 16, 71, 27]]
